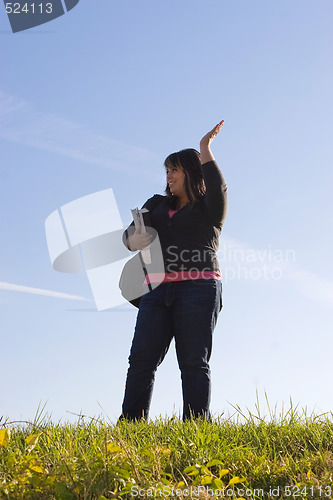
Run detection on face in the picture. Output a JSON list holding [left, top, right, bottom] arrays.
[[166, 165, 187, 198]]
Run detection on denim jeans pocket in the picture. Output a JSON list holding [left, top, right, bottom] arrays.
[[219, 288, 223, 311], [190, 279, 223, 311], [190, 278, 219, 286]]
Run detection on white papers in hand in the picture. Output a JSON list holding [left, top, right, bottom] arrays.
[[131, 208, 151, 265]]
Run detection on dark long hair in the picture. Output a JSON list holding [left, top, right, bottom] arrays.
[[164, 148, 206, 209]]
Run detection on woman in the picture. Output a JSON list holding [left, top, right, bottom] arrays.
[[120, 120, 228, 420]]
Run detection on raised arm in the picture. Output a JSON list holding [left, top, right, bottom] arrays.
[[199, 120, 228, 228]]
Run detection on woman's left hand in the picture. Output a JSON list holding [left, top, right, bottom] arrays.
[[200, 120, 224, 149]]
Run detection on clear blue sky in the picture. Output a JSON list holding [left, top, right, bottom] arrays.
[[1, 0, 332, 424]]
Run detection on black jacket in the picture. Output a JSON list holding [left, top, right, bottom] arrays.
[[124, 161, 228, 274]]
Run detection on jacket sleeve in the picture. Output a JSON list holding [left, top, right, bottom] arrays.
[[201, 161, 228, 229], [122, 194, 164, 250]]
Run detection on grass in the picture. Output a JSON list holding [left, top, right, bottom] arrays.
[[1, 400, 333, 499]]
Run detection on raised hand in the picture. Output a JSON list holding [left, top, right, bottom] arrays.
[[200, 120, 224, 148], [200, 120, 224, 164]]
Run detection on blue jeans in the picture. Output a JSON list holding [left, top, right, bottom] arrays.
[[120, 279, 223, 420]]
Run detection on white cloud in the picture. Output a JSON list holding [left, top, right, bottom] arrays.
[[0, 282, 91, 302], [285, 269, 333, 306], [0, 90, 157, 170]]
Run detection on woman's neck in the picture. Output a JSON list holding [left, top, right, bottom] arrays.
[[177, 195, 190, 209]]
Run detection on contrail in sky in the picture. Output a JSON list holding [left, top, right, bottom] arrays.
[[0, 90, 157, 170], [0, 282, 91, 302]]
